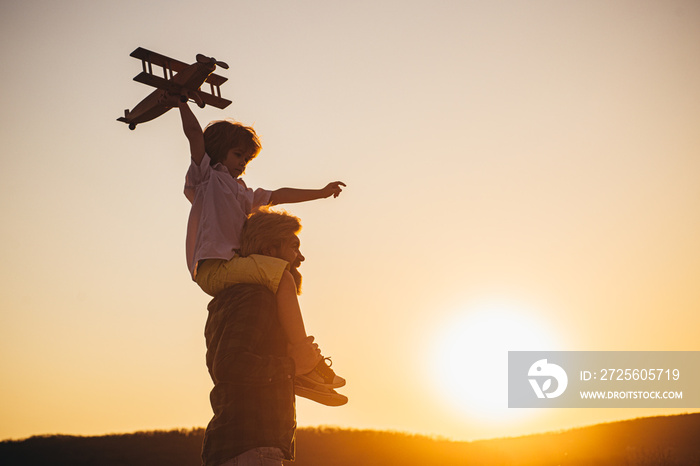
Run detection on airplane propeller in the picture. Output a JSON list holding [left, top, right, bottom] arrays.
[[196, 54, 229, 69]]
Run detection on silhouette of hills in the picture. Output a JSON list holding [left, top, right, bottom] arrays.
[[1, 413, 699, 465]]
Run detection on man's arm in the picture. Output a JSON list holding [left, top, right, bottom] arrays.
[[269, 181, 346, 205]]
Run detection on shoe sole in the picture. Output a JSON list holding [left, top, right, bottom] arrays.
[[295, 384, 348, 407]]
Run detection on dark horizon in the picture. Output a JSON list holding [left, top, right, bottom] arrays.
[[3, 413, 699, 466]]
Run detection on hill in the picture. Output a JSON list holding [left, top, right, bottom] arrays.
[[1, 413, 699, 465]]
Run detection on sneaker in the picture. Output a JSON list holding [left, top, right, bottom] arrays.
[[294, 377, 348, 407], [297, 357, 346, 388]]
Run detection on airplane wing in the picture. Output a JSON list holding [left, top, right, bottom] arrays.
[[133, 72, 177, 92], [133, 72, 231, 108], [205, 73, 228, 87], [130, 47, 188, 74], [194, 90, 232, 109]]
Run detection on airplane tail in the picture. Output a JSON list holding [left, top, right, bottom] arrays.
[[116, 109, 130, 123]]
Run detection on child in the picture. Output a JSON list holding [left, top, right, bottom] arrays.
[[175, 96, 347, 405]]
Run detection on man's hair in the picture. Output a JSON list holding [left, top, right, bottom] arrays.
[[240, 207, 303, 294], [239, 207, 302, 257], [203, 119, 262, 166]]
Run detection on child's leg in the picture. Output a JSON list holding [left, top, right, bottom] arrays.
[[274, 269, 347, 398], [195, 255, 288, 296], [276, 270, 308, 344], [197, 257, 310, 342], [277, 270, 326, 375]]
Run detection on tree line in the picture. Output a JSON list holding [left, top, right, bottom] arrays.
[[1, 413, 699, 465]]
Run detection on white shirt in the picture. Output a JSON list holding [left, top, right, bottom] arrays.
[[184, 153, 271, 279]]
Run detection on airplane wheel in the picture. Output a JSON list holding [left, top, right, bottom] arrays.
[[197, 102, 206, 109], [129, 123, 136, 130], [180, 95, 188, 103]]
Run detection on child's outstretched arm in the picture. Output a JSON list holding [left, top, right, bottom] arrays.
[[176, 98, 205, 165], [269, 181, 346, 205]]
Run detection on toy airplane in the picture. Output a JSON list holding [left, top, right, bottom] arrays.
[[118, 47, 232, 130]]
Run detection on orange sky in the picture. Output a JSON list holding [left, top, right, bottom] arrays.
[[1, 0, 699, 442]]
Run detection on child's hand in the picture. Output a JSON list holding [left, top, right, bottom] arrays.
[[161, 91, 186, 108], [162, 90, 204, 108], [288, 336, 322, 375], [321, 181, 346, 199]]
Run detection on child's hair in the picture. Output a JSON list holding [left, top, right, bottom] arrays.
[[239, 206, 302, 258], [203, 119, 262, 166]]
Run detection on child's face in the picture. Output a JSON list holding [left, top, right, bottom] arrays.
[[222, 147, 254, 178]]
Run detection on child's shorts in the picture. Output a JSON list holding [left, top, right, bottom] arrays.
[[194, 254, 289, 297]]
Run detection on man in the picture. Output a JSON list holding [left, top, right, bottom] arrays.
[[202, 208, 346, 466]]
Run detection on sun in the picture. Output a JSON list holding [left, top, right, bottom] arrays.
[[427, 299, 559, 422]]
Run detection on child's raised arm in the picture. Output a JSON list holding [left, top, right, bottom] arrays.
[[176, 98, 205, 166], [269, 182, 346, 205]]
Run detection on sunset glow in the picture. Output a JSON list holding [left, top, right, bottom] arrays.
[[429, 300, 558, 421]]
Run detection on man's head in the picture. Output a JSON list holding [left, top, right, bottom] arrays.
[[239, 207, 305, 294], [203, 119, 262, 176]]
